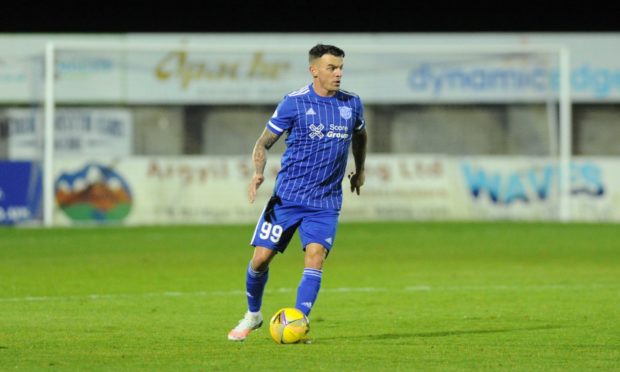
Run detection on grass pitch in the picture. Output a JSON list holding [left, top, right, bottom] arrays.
[[1, 222, 619, 371]]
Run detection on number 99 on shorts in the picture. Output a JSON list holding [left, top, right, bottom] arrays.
[[259, 222, 283, 243]]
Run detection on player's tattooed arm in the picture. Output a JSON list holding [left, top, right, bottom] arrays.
[[248, 128, 281, 203], [252, 128, 280, 172]]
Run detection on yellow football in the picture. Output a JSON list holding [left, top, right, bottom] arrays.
[[269, 307, 310, 344]]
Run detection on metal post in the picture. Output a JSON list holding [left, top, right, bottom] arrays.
[[43, 42, 55, 227]]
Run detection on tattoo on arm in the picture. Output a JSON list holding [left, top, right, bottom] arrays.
[[260, 130, 280, 150], [252, 129, 280, 175]]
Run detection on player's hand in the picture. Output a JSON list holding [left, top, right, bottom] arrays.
[[348, 170, 365, 195], [248, 174, 265, 203]]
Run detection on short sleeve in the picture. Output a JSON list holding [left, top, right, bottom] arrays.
[[354, 97, 366, 131], [266, 96, 296, 135]]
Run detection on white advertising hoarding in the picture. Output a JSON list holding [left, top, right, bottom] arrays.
[[1, 33, 620, 103], [54, 50, 126, 102], [122, 46, 565, 104], [122, 33, 620, 104], [51, 155, 620, 226], [5, 108, 132, 159], [0, 34, 124, 102], [125, 49, 306, 104]]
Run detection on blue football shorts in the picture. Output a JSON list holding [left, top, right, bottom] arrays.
[[250, 195, 340, 253]]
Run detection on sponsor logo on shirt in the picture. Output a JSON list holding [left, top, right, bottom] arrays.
[[326, 124, 349, 139], [309, 124, 324, 139], [308, 123, 350, 139]]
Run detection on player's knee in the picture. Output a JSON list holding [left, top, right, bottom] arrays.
[[251, 246, 276, 271], [251, 258, 269, 272], [304, 244, 327, 269]]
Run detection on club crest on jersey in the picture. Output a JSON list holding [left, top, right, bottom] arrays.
[[338, 106, 352, 119]]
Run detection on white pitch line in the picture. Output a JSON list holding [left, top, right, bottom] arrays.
[[404, 284, 618, 292], [0, 284, 615, 303]]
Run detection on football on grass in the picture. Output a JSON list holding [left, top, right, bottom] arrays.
[[269, 307, 310, 344]]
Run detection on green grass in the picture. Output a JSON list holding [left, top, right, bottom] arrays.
[[1, 222, 619, 371]]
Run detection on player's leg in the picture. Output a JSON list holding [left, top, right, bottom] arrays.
[[295, 208, 339, 317], [246, 246, 277, 314], [295, 243, 328, 316], [227, 246, 276, 341], [228, 196, 299, 341]]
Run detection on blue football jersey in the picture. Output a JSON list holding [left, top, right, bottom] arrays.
[[266, 83, 366, 210]]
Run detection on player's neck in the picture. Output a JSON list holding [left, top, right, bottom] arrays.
[[311, 82, 337, 97]]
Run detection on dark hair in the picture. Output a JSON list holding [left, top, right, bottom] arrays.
[[309, 44, 345, 62]]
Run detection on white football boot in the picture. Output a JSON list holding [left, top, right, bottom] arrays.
[[227, 311, 263, 341]]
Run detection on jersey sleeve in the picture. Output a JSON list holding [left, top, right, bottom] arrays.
[[354, 96, 366, 131], [266, 96, 296, 135]]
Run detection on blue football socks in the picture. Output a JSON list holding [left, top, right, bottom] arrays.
[[246, 261, 269, 312], [295, 268, 323, 316]]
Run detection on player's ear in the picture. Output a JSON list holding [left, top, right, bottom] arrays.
[[309, 65, 318, 78]]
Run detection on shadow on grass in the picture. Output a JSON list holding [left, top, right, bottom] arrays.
[[320, 325, 563, 341]]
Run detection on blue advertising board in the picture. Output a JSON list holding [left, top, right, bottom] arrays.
[[0, 161, 42, 225]]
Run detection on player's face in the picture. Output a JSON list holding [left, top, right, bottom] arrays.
[[310, 54, 344, 97]]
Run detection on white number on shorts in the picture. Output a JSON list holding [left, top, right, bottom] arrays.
[[259, 222, 283, 243]]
